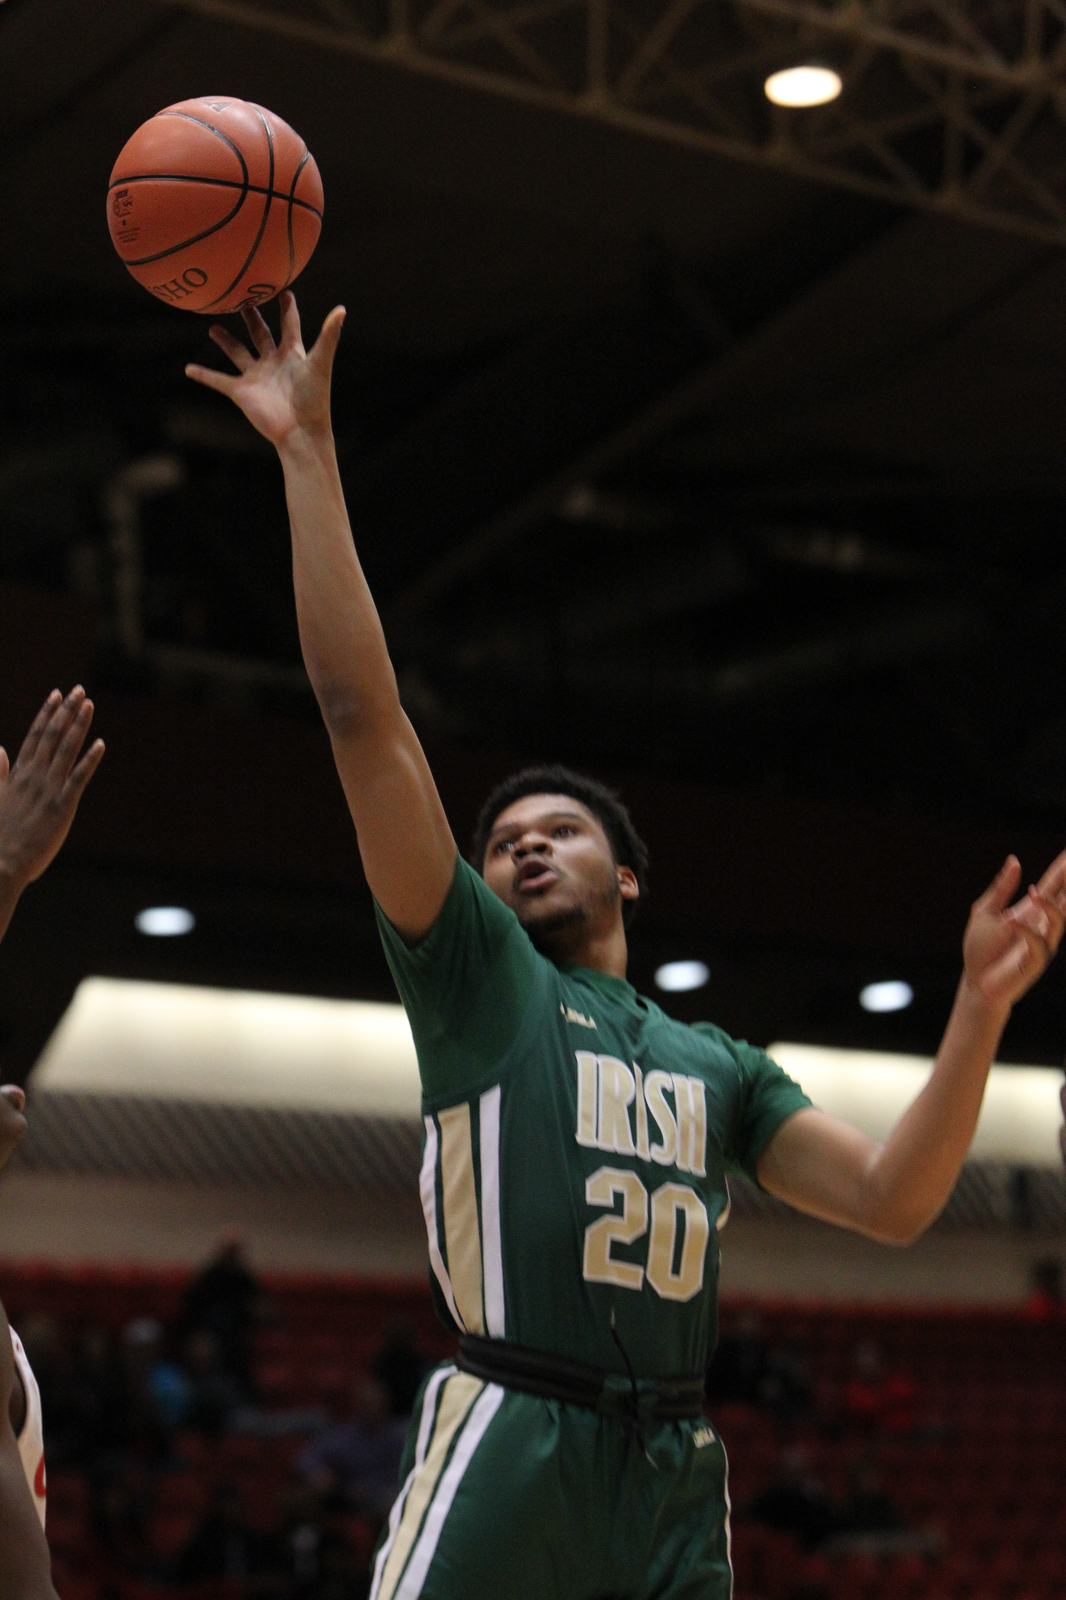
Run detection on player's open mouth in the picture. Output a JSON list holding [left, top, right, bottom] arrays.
[[516, 862, 559, 893]]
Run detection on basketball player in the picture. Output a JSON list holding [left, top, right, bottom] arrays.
[[0, 686, 104, 1597], [188, 295, 1066, 1600]]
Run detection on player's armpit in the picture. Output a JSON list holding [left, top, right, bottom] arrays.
[[0, 1309, 56, 1600], [333, 712, 458, 943], [755, 1107, 912, 1244]]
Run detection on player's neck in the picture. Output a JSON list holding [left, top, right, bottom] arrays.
[[541, 919, 629, 979]]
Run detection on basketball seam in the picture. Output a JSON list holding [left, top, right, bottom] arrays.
[[156, 111, 251, 189], [284, 147, 311, 289], [108, 174, 322, 222], [111, 108, 252, 274], [117, 195, 250, 267], [201, 104, 276, 312]]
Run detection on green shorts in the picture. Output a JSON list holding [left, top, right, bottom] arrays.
[[369, 1361, 733, 1600]]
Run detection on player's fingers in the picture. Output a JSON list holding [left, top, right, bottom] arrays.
[[16, 689, 62, 767], [0, 748, 8, 787], [310, 306, 345, 373], [65, 738, 105, 801], [36, 686, 83, 763], [241, 305, 276, 358], [0, 1086, 25, 1113], [279, 290, 304, 352], [185, 361, 240, 397], [977, 855, 1021, 916], [208, 323, 255, 370], [1007, 888, 1052, 941], [1036, 847, 1066, 910], [1029, 886, 1065, 956], [49, 696, 95, 778]]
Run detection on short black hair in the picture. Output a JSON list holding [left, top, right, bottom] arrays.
[[469, 764, 649, 925]]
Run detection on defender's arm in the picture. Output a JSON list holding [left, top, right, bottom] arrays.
[[0, 688, 104, 946], [0, 1092, 57, 1600], [758, 852, 1066, 1244], [186, 295, 455, 941]]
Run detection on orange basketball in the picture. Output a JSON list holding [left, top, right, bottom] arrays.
[[107, 96, 323, 315]]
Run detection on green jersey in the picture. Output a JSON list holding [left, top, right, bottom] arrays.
[[377, 858, 810, 1381]]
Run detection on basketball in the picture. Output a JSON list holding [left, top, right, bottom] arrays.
[[107, 96, 323, 315]]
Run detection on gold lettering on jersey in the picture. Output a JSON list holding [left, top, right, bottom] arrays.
[[598, 1056, 637, 1156], [561, 1003, 597, 1029], [575, 1051, 599, 1148], [573, 1054, 707, 1179], [692, 1425, 716, 1449], [632, 1062, 650, 1161], [672, 1073, 707, 1178], [644, 1070, 678, 1166]]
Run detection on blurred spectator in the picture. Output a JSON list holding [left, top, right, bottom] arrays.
[[88, 1459, 149, 1570], [842, 1341, 917, 1435], [183, 1328, 246, 1437], [296, 1375, 407, 1519], [124, 1317, 189, 1453], [759, 1342, 813, 1424], [271, 1483, 368, 1598], [182, 1233, 265, 1393], [834, 1459, 903, 1536], [706, 1307, 769, 1405], [1027, 1257, 1064, 1317], [70, 1323, 130, 1463], [706, 1309, 812, 1420], [746, 1445, 835, 1550], [170, 1481, 271, 1586], [17, 1311, 79, 1465], [372, 1322, 426, 1418]]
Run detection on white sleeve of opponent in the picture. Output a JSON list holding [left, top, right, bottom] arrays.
[[9, 1330, 45, 1529]]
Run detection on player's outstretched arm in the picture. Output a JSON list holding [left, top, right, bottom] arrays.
[[758, 851, 1066, 1244], [0, 688, 105, 946], [0, 1091, 57, 1600], [186, 293, 456, 941]]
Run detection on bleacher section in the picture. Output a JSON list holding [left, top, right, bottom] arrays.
[[2, 1264, 1063, 1600]]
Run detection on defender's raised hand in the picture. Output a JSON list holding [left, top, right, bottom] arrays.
[[0, 688, 105, 935], [184, 291, 345, 448], [963, 851, 1066, 1011]]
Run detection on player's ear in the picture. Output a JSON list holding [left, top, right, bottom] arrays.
[[618, 866, 639, 903]]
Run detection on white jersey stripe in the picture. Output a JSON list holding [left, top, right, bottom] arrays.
[[419, 1117, 464, 1332], [369, 1363, 456, 1600], [394, 1382, 505, 1600], [478, 1085, 505, 1338], [723, 1437, 734, 1600], [372, 1372, 484, 1600], [10, 1330, 45, 1529]]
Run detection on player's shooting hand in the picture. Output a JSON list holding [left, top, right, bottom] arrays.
[[0, 688, 105, 894], [184, 291, 345, 448], [0, 1088, 25, 1172], [962, 851, 1066, 1013]]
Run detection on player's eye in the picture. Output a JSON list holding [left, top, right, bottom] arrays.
[[553, 825, 575, 838], [493, 839, 514, 855]]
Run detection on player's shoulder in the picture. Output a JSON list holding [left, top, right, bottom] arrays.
[[660, 1010, 768, 1083]]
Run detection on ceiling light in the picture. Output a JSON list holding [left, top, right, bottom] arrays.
[[135, 906, 195, 937], [655, 960, 710, 993], [859, 980, 913, 1013], [764, 65, 842, 107]]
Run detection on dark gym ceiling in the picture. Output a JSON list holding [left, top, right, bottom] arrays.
[[2, 0, 1066, 1072]]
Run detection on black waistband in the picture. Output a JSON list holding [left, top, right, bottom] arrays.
[[455, 1335, 706, 1420]]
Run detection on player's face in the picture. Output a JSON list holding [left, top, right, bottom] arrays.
[[482, 794, 636, 949]]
